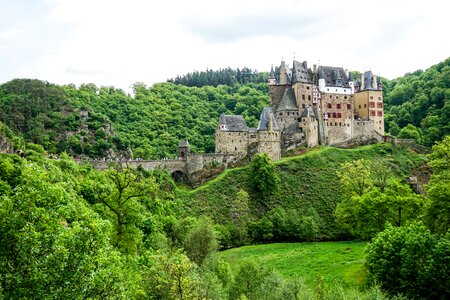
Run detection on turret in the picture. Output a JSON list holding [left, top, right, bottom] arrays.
[[318, 67, 326, 92], [279, 60, 287, 85], [178, 140, 190, 159], [348, 71, 354, 93], [268, 65, 276, 85], [377, 76, 383, 90]]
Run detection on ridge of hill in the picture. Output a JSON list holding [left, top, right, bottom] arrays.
[[178, 143, 427, 240]]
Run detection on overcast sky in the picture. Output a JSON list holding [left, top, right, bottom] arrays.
[[1, 0, 449, 91]]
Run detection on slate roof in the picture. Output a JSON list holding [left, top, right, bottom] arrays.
[[276, 87, 298, 112], [291, 60, 312, 84], [301, 106, 316, 118], [363, 70, 374, 90], [274, 63, 292, 84], [257, 107, 279, 131], [317, 66, 350, 87], [178, 140, 190, 147], [219, 114, 248, 131]]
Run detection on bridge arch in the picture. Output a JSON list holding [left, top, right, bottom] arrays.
[[171, 170, 188, 183]]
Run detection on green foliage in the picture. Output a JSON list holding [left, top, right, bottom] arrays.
[[426, 135, 450, 233], [167, 67, 268, 87], [182, 144, 427, 241], [0, 159, 137, 299], [336, 158, 428, 240], [248, 153, 280, 200], [384, 57, 450, 145], [184, 216, 219, 265], [366, 222, 450, 299]]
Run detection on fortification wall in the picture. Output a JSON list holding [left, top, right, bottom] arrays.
[[324, 121, 352, 145]]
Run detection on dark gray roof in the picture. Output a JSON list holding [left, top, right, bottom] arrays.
[[257, 107, 279, 131], [317, 66, 350, 87], [276, 87, 298, 112], [301, 106, 316, 118], [363, 71, 376, 90], [348, 71, 353, 82], [291, 60, 312, 84], [219, 114, 248, 131], [269, 65, 275, 79], [178, 140, 190, 147], [274, 62, 292, 84]]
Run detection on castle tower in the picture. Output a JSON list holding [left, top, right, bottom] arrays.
[[299, 106, 319, 147], [178, 140, 190, 159], [257, 107, 281, 161], [354, 71, 384, 135]]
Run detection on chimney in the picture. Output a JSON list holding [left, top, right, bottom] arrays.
[[361, 74, 365, 91]]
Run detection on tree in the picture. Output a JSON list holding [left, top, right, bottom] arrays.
[[336, 159, 372, 197], [248, 153, 280, 200], [183, 217, 218, 266], [87, 164, 158, 254], [366, 222, 450, 299], [426, 135, 450, 233], [398, 123, 424, 144], [0, 161, 136, 299], [229, 189, 251, 245]]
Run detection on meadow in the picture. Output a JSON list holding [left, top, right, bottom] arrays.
[[220, 241, 368, 287]]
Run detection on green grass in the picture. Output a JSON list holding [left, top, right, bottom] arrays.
[[178, 143, 427, 239], [220, 241, 368, 288]]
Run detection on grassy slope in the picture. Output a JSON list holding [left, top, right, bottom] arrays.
[[178, 143, 427, 239], [220, 241, 367, 287]]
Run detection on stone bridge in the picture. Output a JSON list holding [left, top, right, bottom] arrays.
[[87, 153, 238, 182]]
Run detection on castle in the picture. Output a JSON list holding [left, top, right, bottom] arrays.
[[215, 59, 385, 161]]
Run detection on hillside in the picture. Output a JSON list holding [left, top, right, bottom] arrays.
[[383, 57, 450, 145], [178, 143, 427, 240]]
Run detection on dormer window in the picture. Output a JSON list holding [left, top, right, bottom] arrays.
[[335, 80, 342, 87]]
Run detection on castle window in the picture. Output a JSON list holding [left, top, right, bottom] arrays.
[[370, 111, 375, 116], [302, 104, 306, 109], [235, 147, 237, 151], [369, 102, 375, 108], [279, 112, 282, 116], [377, 111, 383, 116], [302, 94, 305, 100], [329, 95, 332, 99], [338, 113, 342, 118], [308, 95, 311, 100], [335, 122, 338, 126], [332, 112, 337, 118], [339, 122, 342, 126], [347, 104, 351, 109], [344, 96, 347, 99], [336, 104, 341, 109], [378, 96, 382, 100], [359, 105, 361, 109], [364, 104, 367, 108], [347, 124, 350, 127], [377, 102, 383, 108], [327, 103, 332, 109], [287, 112, 290, 116], [370, 96, 373, 99], [336, 96, 338, 99], [307, 86, 310, 90]]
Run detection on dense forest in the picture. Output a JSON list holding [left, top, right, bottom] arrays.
[[1, 137, 449, 299], [0, 59, 449, 298], [167, 67, 268, 87]]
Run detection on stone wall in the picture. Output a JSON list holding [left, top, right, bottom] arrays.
[[299, 116, 318, 147], [215, 129, 250, 158], [257, 130, 281, 161], [324, 120, 352, 145]]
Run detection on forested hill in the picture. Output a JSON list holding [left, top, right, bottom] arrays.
[[0, 80, 269, 159], [0, 57, 448, 159], [167, 67, 268, 87], [383, 56, 450, 145]]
